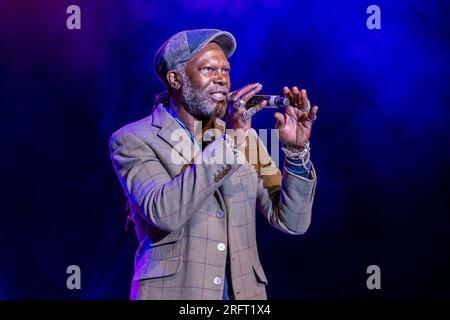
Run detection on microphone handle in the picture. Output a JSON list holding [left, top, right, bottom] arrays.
[[246, 95, 290, 108]]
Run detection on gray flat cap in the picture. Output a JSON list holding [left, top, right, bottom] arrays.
[[153, 29, 236, 84]]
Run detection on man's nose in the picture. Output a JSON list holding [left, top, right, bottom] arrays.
[[213, 72, 228, 85]]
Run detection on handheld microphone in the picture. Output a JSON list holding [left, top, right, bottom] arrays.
[[247, 95, 290, 108], [227, 94, 290, 108]]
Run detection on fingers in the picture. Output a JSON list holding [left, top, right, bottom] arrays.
[[240, 83, 262, 102], [232, 83, 255, 97], [283, 86, 304, 109], [283, 86, 291, 96], [301, 89, 309, 111], [238, 100, 267, 121], [307, 105, 319, 122], [250, 99, 267, 112], [274, 112, 286, 129], [233, 83, 261, 101], [290, 87, 311, 114], [228, 83, 262, 114], [283, 86, 293, 103], [292, 86, 301, 108], [236, 101, 267, 115]]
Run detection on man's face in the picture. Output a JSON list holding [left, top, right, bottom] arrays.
[[179, 42, 231, 120]]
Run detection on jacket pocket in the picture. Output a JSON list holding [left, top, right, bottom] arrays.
[[252, 264, 268, 285], [133, 255, 182, 281], [133, 228, 184, 281]]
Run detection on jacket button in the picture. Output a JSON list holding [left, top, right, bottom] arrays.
[[217, 243, 226, 251], [216, 210, 224, 218], [213, 277, 222, 285]]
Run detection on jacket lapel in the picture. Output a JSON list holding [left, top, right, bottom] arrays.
[[151, 103, 233, 213], [151, 103, 226, 164]]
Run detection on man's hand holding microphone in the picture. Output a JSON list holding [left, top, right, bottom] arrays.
[[224, 84, 319, 157]]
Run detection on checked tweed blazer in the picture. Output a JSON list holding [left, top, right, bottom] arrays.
[[109, 103, 317, 300]]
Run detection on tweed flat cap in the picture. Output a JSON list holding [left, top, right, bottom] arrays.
[[153, 29, 236, 83]]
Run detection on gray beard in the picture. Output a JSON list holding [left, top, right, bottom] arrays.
[[177, 67, 224, 121]]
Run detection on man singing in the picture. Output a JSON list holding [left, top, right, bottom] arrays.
[[110, 29, 319, 300]]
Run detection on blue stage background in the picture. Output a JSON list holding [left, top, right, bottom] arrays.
[[1, 0, 449, 299]]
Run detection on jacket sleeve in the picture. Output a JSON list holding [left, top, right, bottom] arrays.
[[109, 128, 240, 233], [249, 131, 317, 235]]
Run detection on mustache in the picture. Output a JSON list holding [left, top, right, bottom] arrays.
[[205, 85, 229, 95]]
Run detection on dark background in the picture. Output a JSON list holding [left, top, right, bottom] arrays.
[[1, 0, 449, 299]]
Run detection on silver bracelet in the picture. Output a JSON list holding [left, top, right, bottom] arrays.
[[221, 133, 238, 158], [281, 140, 311, 165]]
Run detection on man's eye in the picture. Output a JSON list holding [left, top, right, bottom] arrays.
[[223, 68, 230, 73], [203, 67, 213, 72]]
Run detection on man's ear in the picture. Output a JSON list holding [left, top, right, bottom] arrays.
[[166, 70, 181, 90]]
